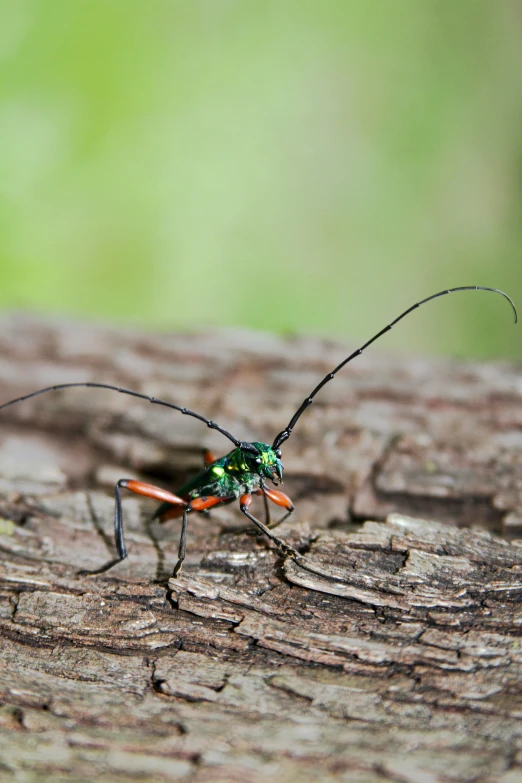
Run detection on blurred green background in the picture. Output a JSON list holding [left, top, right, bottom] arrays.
[[0, 0, 521, 358]]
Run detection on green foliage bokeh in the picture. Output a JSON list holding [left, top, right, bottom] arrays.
[[0, 0, 521, 357]]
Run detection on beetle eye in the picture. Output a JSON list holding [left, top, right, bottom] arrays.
[[255, 458, 261, 464], [275, 449, 281, 457]]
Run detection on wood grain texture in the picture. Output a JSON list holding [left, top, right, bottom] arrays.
[[0, 313, 521, 783]]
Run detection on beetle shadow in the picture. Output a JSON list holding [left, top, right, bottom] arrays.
[[84, 492, 120, 564], [84, 492, 170, 581], [144, 515, 169, 582]]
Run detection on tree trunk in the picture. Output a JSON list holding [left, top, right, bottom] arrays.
[[0, 313, 521, 783]]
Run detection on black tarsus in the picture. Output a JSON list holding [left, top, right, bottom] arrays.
[[76, 478, 129, 576], [114, 479, 129, 560], [273, 286, 517, 450], [172, 510, 188, 577], [239, 502, 301, 561], [0, 381, 243, 449]]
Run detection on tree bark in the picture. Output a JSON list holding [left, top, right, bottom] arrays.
[[0, 313, 521, 783]]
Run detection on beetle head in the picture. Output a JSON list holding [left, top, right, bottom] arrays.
[[241, 442, 284, 485]]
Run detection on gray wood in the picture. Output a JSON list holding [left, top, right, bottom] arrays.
[[0, 313, 521, 782]]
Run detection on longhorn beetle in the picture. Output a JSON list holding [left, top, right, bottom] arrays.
[[0, 286, 517, 578]]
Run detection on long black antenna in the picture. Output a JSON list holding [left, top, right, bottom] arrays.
[[0, 382, 245, 449], [273, 286, 517, 450]]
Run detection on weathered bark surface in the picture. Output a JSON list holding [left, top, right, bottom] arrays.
[[0, 313, 521, 783]]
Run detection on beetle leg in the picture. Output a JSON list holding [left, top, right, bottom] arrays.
[[113, 479, 128, 560], [239, 493, 303, 564], [155, 493, 233, 576], [172, 495, 235, 577], [79, 479, 188, 577], [173, 509, 188, 577], [189, 496, 228, 512], [121, 480, 188, 510], [153, 493, 232, 575], [121, 479, 189, 568], [253, 487, 295, 529], [200, 446, 216, 515], [158, 493, 229, 522], [240, 495, 358, 583], [258, 485, 271, 526], [114, 485, 232, 577], [203, 449, 217, 466]]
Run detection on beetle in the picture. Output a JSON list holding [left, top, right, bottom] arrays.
[[0, 286, 517, 578]]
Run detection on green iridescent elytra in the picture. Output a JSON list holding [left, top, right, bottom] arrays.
[[0, 286, 516, 579], [155, 443, 283, 518]]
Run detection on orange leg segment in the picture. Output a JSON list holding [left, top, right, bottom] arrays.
[[190, 495, 227, 512], [122, 480, 187, 508], [240, 493, 253, 509], [158, 493, 227, 522], [251, 486, 295, 529], [203, 449, 218, 466], [254, 487, 294, 511], [158, 505, 186, 522]]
